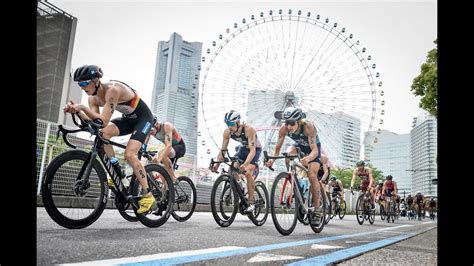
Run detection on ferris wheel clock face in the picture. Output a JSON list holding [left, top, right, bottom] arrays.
[[199, 9, 384, 164]]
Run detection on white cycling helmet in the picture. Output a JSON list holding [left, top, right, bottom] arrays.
[[224, 110, 241, 124]]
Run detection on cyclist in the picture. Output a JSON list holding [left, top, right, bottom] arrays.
[[414, 191, 424, 220], [210, 110, 262, 214], [429, 198, 437, 217], [146, 114, 186, 183], [382, 175, 398, 213], [265, 107, 322, 225], [64, 65, 154, 214], [350, 160, 376, 210], [329, 175, 344, 200], [375, 181, 385, 206]]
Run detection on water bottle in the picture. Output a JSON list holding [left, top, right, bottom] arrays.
[[300, 178, 309, 198], [110, 157, 129, 187], [238, 179, 247, 197]]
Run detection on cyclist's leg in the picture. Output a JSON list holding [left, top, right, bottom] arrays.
[[102, 119, 127, 158], [307, 160, 321, 210], [158, 148, 177, 182], [245, 148, 261, 202]]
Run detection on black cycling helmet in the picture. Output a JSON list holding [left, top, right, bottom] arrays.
[[73, 65, 103, 81], [378, 181, 383, 186], [386, 175, 393, 180], [330, 175, 337, 181], [283, 107, 303, 120], [356, 160, 365, 167]]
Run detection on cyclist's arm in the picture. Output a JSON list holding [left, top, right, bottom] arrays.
[[304, 123, 318, 162], [272, 126, 286, 156], [350, 168, 357, 189], [382, 181, 386, 196], [394, 181, 398, 195], [242, 126, 257, 165], [216, 129, 230, 161], [368, 167, 374, 187], [338, 180, 344, 195], [81, 86, 119, 125], [161, 123, 173, 158], [321, 160, 329, 182]]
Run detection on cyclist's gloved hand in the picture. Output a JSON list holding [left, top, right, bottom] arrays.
[[265, 159, 274, 168]]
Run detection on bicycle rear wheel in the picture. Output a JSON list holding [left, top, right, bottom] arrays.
[[210, 175, 238, 227], [41, 150, 108, 229], [172, 176, 197, 222], [132, 164, 175, 228], [248, 181, 269, 226], [271, 172, 298, 236]]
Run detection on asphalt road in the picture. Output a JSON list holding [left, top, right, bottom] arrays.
[[37, 208, 437, 265]]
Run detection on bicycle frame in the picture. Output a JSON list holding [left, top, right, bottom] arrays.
[[57, 113, 157, 209], [210, 149, 252, 209], [264, 151, 316, 216]]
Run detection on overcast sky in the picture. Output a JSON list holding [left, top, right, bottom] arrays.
[[50, 0, 437, 135]]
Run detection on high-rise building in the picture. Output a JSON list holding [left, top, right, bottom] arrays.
[[410, 111, 437, 197], [37, 1, 80, 126], [309, 111, 361, 169], [151, 33, 202, 156], [364, 130, 411, 195]]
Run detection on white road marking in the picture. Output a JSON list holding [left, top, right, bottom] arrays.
[[59, 246, 245, 266], [246, 253, 303, 263], [311, 244, 344, 249]]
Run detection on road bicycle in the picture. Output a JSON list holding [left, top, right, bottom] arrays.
[[209, 149, 269, 227], [41, 113, 174, 229], [264, 150, 327, 236]]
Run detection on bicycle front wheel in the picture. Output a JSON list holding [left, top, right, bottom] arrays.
[[355, 194, 365, 225], [271, 172, 298, 236], [210, 175, 238, 227], [338, 199, 346, 219], [41, 150, 108, 229], [171, 176, 197, 222]]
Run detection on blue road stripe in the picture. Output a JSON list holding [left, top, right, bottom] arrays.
[[286, 232, 420, 266], [119, 226, 414, 266]]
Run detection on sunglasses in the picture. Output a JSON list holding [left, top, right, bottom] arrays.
[[284, 119, 297, 126], [78, 80, 92, 87], [226, 121, 237, 127]]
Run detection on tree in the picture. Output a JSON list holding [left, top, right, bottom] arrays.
[[411, 39, 437, 118]]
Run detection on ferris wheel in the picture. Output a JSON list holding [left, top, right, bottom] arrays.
[[199, 9, 385, 166]]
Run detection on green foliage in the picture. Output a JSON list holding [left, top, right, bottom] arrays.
[[411, 38, 437, 118]]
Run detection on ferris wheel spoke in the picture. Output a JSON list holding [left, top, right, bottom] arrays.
[[200, 10, 384, 165]]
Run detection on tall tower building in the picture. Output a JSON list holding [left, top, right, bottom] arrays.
[[37, 1, 80, 126], [151, 33, 202, 156], [364, 130, 412, 195], [410, 111, 437, 197]]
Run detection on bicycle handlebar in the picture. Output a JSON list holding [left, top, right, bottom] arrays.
[[263, 150, 302, 172], [209, 149, 246, 174]]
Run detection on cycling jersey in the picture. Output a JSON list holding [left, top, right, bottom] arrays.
[[154, 122, 183, 146], [109, 80, 153, 144], [288, 121, 321, 164], [230, 124, 262, 148]]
